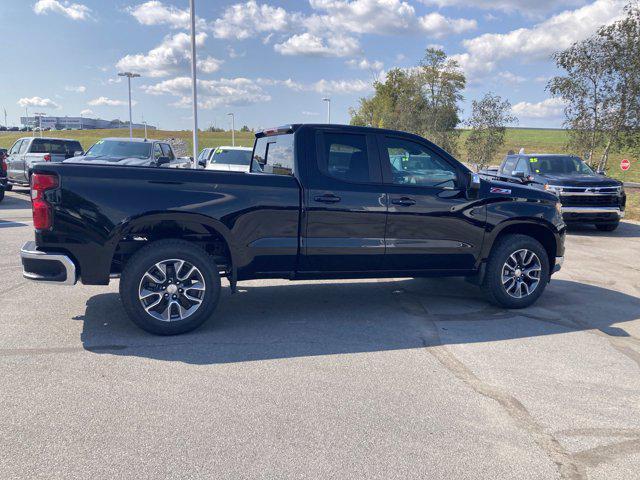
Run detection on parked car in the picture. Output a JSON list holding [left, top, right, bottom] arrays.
[[21, 124, 565, 335], [68, 138, 191, 168], [495, 153, 626, 231], [5, 137, 83, 189], [0, 148, 7, 201], [198, 146, 253, 172]]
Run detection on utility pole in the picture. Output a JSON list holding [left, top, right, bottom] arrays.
[[189, 0, 199, 168], [227, 112, 235, 146], [322, 97, 331, 124], [118, 71, 141, 140]]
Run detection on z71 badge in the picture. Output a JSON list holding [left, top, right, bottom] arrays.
[[490, 187, 512, 194]]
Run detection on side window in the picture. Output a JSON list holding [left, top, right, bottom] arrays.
[[153, 144, 163, 159], [321, 133, 371, 183], [161, 144, 175, 160], [9, 140, 23, 155], [515, 157, 529, 173], [251, 134, 294, 176], [383, 137, 457, 188], [503, 156, 517, 174], [19, 140, 30, 154]]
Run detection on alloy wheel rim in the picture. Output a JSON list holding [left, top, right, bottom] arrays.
[[501, 249, 542, 299], [138, 259, 206, 322]]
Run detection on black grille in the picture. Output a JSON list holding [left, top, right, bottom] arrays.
[[560, 195, 620, 207]]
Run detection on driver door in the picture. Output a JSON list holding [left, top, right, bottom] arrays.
[[380, 135, 484, 271]]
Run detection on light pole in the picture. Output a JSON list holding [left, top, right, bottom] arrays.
[[189, 0, 199, 169], [34, 112, 46, 138], [227, 112, 235, 146], [322, 97, 331, 124], [118, 71, 140, 140]]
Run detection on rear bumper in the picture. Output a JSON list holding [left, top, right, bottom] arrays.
[[21, 241, 77, 285], [562, 206, 624, 222]]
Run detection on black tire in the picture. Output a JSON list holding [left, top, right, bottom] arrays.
[[119, 239, 221, 335], [0, 188, 4, 202], [482, 234, 550, 309], [4, 184, 12, 191], [595, 221, 619, 232]]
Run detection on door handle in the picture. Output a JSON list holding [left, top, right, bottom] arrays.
[[391, 197, 416, 207], [314, 194, 341, 204]]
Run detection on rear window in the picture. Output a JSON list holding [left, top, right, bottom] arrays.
[[84, 140, 152, 160], [251, 134, 294, 176], [30, 139, 82, 156]]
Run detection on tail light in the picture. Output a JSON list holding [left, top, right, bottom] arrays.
[[43, 154, 52, 162], [31, 173, 59, 230]]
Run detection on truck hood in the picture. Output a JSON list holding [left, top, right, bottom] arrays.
[[534, 173, 621, 188], [64, 156, 152, 166]]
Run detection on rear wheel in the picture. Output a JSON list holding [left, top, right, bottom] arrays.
[[120, 240, 221, 335], [482, 234, 550, 309], [4, 184, 12, 191], [595, 221, 619, 232], [0, 188, 4, 202]]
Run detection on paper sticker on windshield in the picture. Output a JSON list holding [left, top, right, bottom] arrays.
[[529, 157, 538, 163], [490, 187, 511, 194]]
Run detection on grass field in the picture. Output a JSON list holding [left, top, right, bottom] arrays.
[[1, 127, 637, 183]]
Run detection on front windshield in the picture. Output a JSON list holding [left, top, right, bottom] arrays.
[[531, 156, 594, 175], [211, 148, 252, 166], [85, 140, 152, 160]]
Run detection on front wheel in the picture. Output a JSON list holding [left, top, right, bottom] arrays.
[[482, 234, 550, 309], [4, 184, 11, 192], [120, 240, 221, 335]]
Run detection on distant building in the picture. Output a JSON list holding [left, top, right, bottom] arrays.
[[20, 116, 156, 131]]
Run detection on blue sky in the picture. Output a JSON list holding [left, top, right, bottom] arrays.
[[0, 0, 627, 130]]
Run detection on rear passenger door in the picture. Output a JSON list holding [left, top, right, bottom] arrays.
[[6, 140, 23, 182], [301, 129, 387, 271], [14, 139, 30, 182]]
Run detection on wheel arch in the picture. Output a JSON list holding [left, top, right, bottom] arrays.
[[483, 220, 560, 268]]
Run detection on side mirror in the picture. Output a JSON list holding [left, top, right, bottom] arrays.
[[512, 170, 526, 179], [156, 156, 171, 166], [74, 151, 84, 157], [596, 170, 605, 175], [470, 172, 481, 190], [198, 159, 206, 167]]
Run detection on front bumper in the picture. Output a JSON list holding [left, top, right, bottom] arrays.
[[21, 241, 77, 285], [562, 206, 624, 222]]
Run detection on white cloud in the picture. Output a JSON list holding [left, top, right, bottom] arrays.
[[452, 0, 625, 77], [88, 97, 132, 107], [274, 33, 360, 57], [33, 0, 91, 21], [512, 97, 565, 119], [17, 97, 60, 109], [127, 1, 202, 29], [261, 77, 373, 95], [212, 1, 291, 40], [302, 111, 320, 116], [64, 85, 86, 93], [80, 109, 94, 116], [497, 71, 525, 85], [140, 77, 271, 109], [346, 58, 384, 71], [115, 32, 222, 77], [304, 0, 476, 37], [420, 0, 587, 16]]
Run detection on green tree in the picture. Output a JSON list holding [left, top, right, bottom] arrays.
[[549, 2, 640, 171], [465, 93, 517, 171], [350, 48, 465, 155]]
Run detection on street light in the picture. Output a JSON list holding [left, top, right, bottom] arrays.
[[118, 71, 141, 140], [34, 112, 46, 138], [322, 97, 331, 124], [227, 112, 235, 146], [189, 0, 199, 169]]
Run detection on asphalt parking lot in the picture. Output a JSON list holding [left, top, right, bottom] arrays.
[[1, 189, 639, 480]]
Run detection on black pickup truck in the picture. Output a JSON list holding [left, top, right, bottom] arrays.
[[21, 124, 566, 335], [496, 153, 626, 231]]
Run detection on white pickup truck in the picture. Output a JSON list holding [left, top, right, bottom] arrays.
[[5, 137, 83, 189]]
